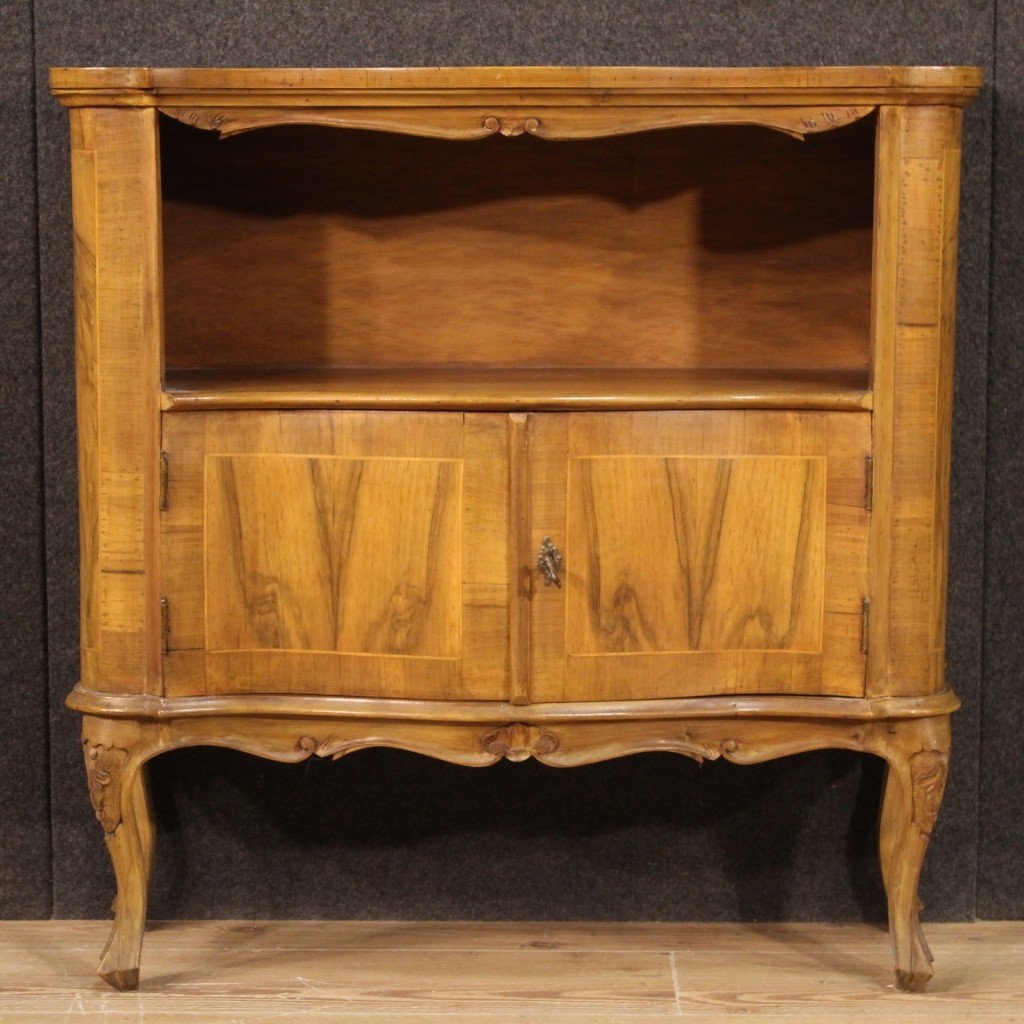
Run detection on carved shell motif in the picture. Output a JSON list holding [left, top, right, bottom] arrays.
[[910, 749, 949, 837], [83, 741, 129, 835], [482, 115, 542, 137], [295, 735, 354, 760], [480, 724, 559, 762]]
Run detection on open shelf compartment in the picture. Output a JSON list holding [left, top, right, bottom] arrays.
[[159, 113, 876, 409]]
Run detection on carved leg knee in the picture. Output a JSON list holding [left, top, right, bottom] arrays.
[[82, 717, 160, 991], [878, 715, 950, 992]]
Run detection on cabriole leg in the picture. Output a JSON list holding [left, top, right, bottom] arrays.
[[81, 716, 161, 991], [878, 715, 951, 992]]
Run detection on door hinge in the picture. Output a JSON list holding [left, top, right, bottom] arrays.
[[864, 455, 873, 511], [160, 597, 170, 654], [860, 597, 870, 655], [159, 450, 169, 511]]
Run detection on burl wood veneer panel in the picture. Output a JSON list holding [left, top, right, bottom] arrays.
[[205, 454, 461, 656], [567, 455, 826, 654]]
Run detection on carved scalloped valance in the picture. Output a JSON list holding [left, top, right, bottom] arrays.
[[161, 104, 874, 141]]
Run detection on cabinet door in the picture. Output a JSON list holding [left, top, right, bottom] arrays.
[[161, 411, 508, 700], [530, 411, 870, 702]]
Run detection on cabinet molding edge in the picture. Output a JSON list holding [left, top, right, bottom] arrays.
[[67, 684, 960, 723]]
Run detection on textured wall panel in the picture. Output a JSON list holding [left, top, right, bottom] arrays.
[[978, 0, 1024, 919], [0, 0, 52, 918], [32, 0, 993, 920]]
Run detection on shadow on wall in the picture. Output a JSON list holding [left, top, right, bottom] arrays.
[[144, 746, 887, 921]]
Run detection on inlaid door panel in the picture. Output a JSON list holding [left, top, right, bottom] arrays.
[[204, 455, 460, 656], [530, 411, 870, 702], [161, 411, 509, 700]]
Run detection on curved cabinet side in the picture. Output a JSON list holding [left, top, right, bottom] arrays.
[[70, 107, 163, 695]]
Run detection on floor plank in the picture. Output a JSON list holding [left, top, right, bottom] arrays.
[[0, 921, 1020, 1022]]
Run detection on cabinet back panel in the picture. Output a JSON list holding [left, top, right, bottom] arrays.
[[160, 116, 874, 375]]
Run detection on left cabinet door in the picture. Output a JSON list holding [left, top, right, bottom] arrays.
[[160, 411, 509, 700]]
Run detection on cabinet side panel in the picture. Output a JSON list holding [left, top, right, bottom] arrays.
[[866, 107, 900, 695], [73, 107, 163, 694], [70, 113, 100, 687], [933, 140, 964, 686], [869, 106, 963, 696]]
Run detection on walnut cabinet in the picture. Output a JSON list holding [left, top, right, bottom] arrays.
[[51, 65, 982, 992]]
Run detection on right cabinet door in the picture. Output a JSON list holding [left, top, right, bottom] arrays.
[[530, 411, 871, 702]]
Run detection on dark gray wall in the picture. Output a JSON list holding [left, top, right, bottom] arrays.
[[979, 0, 1024, 920], [0, 0, 51, 918], [1, 0, 1017, 921]]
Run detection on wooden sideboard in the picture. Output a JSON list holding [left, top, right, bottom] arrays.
[[51, 64, 982, 992]]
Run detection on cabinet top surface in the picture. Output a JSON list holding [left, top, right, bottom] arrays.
[[50, 65, 982, 105]]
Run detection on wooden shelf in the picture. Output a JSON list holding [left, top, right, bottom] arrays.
[[162, 366, 871, 412]]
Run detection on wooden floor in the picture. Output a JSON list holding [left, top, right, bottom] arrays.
[[0, 920, 1021, 1022]]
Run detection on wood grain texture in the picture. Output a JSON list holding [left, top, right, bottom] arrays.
[[508, 414, 531, 704], [2, 920, 1022, 1022], [158, 103, 878, 140], [49, 64, 985, 105], [66, 684, 961, 722], [161, 411, 508, 700], [71, 131, 99, 680], [161, 366, 873, 412], [70, 106, 163, 695], [867, 105, 965, 697], [204, 454, 461, 656], [568, 454, 825, 653], [532, 411, 870, 702], [12, 916, 1016, 952]]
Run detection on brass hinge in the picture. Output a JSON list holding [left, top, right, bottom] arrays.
[[160, 597, 169, 654], [860, 597, 870, 655], [864, 455, 873, 511], [159, 450, 169, 511]]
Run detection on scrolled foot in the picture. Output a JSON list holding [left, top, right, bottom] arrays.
[[895, 966, 933, 993], [879, 716, 950, 994], [99, 967, 140, 992], [82, 717, 160, 992]]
